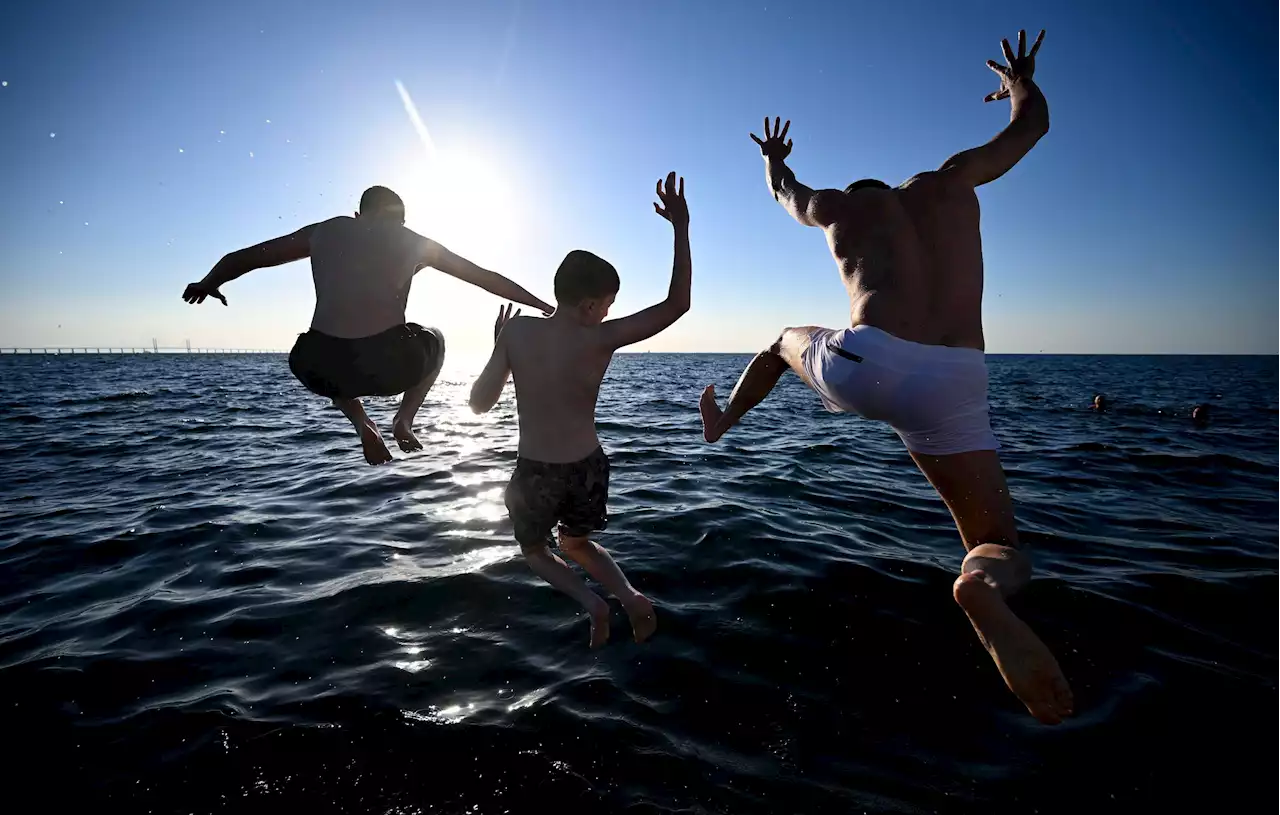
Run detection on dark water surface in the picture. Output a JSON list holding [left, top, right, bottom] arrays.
[[1, 353, 1275, 813]]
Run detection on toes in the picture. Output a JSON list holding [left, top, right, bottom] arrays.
[[1053, 676, 1075, 716], [1029, 703, 1063, 726]]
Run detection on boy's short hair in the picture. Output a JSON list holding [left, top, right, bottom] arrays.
[[554, 250, 619, 305]]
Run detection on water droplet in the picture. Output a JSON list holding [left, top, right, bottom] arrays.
[[58, 200, 63, 205], [249, 151, 254, 158], [265, 119, 271, 124], [219, 130, 225, 135], [285, 139, 290, 143], [49, 132, 56, 138], [178, 148, 184, 153], [1, 81, 8, 87], [83, 222, 88, 226]]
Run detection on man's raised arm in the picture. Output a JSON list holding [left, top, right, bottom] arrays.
[[940, 29, 1050, 187], [422, 240, 554, 315], [753, 117, 844, 228]]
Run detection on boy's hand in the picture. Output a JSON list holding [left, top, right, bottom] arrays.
[[653, 171, 688, 227], [493, 302, 520, 343]]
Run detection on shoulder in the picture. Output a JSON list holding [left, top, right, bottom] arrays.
[[898, 171, 946, 190], [898, 171, 974, 204], [809, 188, 848, 224], [398, 226, 442, 258], [308, 216, 350, 239], [500, 314, 538, 342], [507, 314, 542, 335]]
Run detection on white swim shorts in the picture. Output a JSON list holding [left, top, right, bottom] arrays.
[[801, 325, 999, 456]]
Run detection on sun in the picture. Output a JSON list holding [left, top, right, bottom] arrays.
[[404, 148, 521, 264]]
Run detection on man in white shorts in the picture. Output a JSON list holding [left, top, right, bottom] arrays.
[[698, 30, 1075, 725]]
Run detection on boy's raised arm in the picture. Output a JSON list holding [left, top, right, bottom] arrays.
[[469, 304, 520, 414], [598, 172, 691, 350]]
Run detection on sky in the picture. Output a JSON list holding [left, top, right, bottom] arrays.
[[0, 0, 1275, 355]]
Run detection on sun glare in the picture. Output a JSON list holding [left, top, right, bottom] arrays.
[[405, 149, 521, 263]]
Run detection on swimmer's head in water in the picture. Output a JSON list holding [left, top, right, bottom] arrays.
[[357, 186, 406, 222], [1092, 394, 1107, 410], [1192, 403, 1211, 423], [554, 250, 619, 324], [844, 179, 891, 195]]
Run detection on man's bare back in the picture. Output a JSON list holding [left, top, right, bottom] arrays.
[[824, 176, 987, 350]]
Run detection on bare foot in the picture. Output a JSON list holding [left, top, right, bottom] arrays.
[[953, 571, 1074, 725], [359, 422, 393, 466], [622, 593, 657, 643], [586, 595, 611, 649], [392, 419, 423, 453], [699, 385, 725, 443]]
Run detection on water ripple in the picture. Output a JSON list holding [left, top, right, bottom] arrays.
[[0, 353, 1275, 813]]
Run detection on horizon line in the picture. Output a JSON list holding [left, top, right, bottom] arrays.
[[1, 348, 1275, 357]]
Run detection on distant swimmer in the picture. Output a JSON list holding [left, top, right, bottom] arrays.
[[698, 30, 1073, 724], [1192, 403, 1211, 425], [468, 173, 692, 647], [1092, 394, 1108, 411], [182, 186, 553, 465]]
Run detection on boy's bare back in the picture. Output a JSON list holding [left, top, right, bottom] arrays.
[[503, 316, 615, 463], [470, 172, 691, 462]]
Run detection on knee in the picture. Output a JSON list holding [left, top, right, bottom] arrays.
[[557, 530, 592, 552], [520, 540, 550, 558], [768, 327, 805, 357]]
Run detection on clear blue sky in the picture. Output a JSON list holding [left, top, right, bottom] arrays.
[[1, 0, 1275, 354]]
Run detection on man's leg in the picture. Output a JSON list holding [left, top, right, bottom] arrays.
[[332, 397, 393, 466], [700, 326, 823, 442], [909, 448, 1074, 724], [393, 330, 446, 452]]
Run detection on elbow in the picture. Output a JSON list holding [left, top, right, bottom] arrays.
[[667, 297, 691, 317]]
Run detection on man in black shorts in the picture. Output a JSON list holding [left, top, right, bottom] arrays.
[[182, 186, 553, 464]]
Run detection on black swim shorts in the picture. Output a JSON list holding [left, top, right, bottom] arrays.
[[504, 447, 610, 548], [288, 323, 444, 400]]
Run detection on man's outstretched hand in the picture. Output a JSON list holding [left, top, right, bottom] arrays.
[[182, 281, 227, 306], [985, 29, 1044, 103], [750, 117, 792, 160], [653, 171, 689, 227]]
